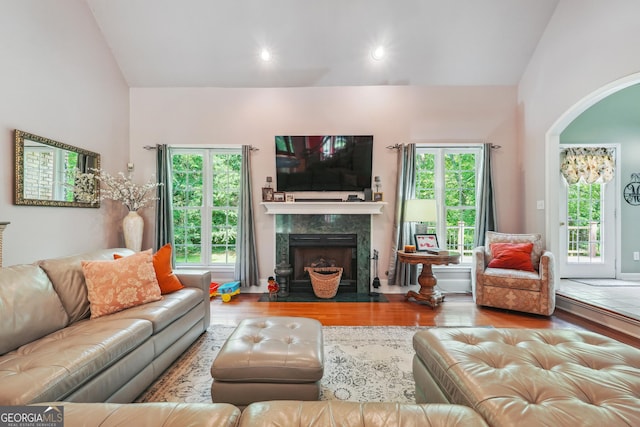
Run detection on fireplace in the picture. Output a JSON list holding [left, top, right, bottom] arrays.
[[274, 214, 371, 294], [289, 234, 357, 293]]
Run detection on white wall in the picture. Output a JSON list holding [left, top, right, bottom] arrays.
[[0, 0, 130, 266], [519, 0, 640, 254], [130, 85, 519, 286]]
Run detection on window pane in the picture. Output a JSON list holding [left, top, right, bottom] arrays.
[[416, 148, 479, 263], [172, 153, 204, 264], [172, 149, 241, 267]]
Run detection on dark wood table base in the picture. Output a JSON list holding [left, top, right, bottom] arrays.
[[397, 250, 460, 309], [404, 263, 445, 308]]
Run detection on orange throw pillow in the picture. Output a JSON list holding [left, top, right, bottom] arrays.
[[82, 250, 162, 319], [153, 244, 184, 294], [114, 244, 184, 295], [487, 242, 535, 272]]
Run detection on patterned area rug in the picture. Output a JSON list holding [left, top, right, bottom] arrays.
[[136, 325, 422, 403]]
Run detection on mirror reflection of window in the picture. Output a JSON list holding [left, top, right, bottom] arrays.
[[15, 129, 100, 207]]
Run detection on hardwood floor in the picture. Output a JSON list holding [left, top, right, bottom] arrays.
[[210, 293, 640, 348]]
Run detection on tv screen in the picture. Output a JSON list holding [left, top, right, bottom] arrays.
[[275, 135, 373, 192]]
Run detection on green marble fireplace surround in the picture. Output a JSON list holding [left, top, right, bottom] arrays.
[[275, 214, 371, 294]]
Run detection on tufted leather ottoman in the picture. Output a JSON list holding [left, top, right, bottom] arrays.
[[210, 316, 324, 408], [413, 328, 640, 427]]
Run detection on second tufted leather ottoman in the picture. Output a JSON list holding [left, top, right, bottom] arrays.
[[210, 316, 324, 408], [412, 328, 640, 427]]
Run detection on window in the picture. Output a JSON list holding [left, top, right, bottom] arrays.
[[415, 147, 481, 263], [171, 148, 241, 267]]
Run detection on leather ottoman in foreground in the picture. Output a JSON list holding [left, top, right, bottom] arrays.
[[413, 327, 640, 427], [211, 316, 324, 408]]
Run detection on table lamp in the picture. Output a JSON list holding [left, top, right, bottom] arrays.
[[404, 199, 437, 251]]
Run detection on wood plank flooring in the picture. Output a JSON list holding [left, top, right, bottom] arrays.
[[210, 293, 640, 348]]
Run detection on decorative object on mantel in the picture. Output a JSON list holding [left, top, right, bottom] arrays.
[[373, 176, 383, 201], [91, 169, 162, 251], [262, 176, 274, 201], [273, 191, 285, 202]]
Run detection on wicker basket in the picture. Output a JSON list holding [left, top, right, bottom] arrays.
[[304, 267, 343, 299]]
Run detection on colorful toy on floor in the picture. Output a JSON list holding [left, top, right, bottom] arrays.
[[216, 281, 241, 302], [267, 276, 279, 300], [209, 282, 220, 299]]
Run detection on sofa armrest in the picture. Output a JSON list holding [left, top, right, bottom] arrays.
[[175, 270, 211, 330], [471, 246, 486, 302]]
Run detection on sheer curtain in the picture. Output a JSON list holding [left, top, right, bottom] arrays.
[[387, 143, 417, 286], [155, 144, 175, 264], [234, 145, 259, 287], [474, 143, 497, 247]]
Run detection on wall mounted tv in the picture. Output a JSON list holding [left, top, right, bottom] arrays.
[[275, 135, 373, 192]]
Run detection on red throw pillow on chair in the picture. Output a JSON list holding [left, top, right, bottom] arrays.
[[487, 242, 535, 272]]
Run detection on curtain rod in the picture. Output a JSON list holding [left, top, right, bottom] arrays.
[[143, 145, 259, 151], [386, 143, 501, 150]]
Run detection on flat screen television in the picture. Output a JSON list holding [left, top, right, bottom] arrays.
[[275, 135, 373, 192]]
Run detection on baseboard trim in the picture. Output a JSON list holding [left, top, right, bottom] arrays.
[[556, 294, 640, 340]]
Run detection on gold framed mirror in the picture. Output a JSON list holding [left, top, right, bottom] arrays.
[[14, 130, 101, 207]]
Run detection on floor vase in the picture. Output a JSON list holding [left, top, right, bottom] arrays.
[[123, 211, 144, 252]]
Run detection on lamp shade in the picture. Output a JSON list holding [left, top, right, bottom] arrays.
[[404, 199, 437, 222]]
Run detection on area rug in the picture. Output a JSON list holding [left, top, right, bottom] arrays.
[[136, 325, 420, 404], [569, 278, 640, 287], [257, 292, 389, 302]]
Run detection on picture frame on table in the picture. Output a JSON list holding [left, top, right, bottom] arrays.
[[262, 187, 274, 201], [414, 234, 439, 251], [273, 191, 285, 202]]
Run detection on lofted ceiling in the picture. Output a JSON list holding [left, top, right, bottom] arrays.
[[86, 0, 559, 88]]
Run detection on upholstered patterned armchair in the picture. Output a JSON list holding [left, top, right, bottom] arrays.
[[472, 231, 556, 316]]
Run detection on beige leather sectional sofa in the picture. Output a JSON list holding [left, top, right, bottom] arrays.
[[34, 401, 489, 427], [0, 248, 211, 405]]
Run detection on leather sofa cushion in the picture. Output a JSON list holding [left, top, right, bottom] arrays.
[[38, 248, 134, 323], [0, 264, 69, 355], [34, 402, 241, 427], [413, 328, 640, 426], [0, 318, 152, 404], [98, 287, 203, 333], [239, 401, 489, 427]]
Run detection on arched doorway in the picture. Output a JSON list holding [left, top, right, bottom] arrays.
[[545, 72, 640, 278]]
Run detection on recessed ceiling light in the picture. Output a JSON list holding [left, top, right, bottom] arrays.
[[260, 48, 271, 62], [371, 46, 385, 61]]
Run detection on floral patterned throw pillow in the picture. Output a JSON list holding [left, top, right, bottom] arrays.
[[82, 249, 162, 319]]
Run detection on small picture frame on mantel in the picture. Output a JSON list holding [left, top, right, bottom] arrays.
[[373, 192, 384, 202], [285, 193, 295, 203], [262, 187, 274, 201], [273, 192, 285, 202]]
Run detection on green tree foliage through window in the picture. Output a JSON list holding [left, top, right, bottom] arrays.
[[415, 147, 480, 262], [171, 149, 241, 266]]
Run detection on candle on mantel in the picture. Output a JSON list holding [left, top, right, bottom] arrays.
[[404, 245, 416, 253]]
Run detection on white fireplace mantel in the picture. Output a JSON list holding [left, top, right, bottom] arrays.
[[261, 201, 386, 215]]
